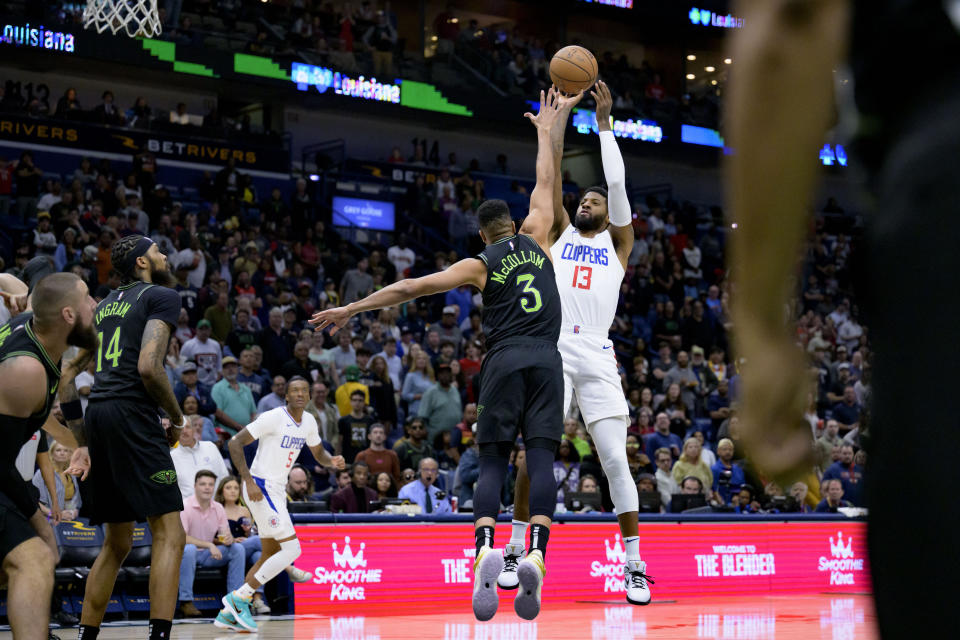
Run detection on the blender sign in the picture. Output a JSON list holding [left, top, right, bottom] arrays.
[[819, 531, 865, 585]]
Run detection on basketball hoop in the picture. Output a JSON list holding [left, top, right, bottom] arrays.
[[83, 0, 162, 39]]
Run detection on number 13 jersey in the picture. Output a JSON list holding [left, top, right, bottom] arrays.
[[551, 225, 624, 335], [477, 233, 561, 350], [88, 281, 182, 406]]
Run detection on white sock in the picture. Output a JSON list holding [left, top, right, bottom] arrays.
[[510, 519, 528, 546], [235, 583, 256, 599], [624, 536, 640, 562]]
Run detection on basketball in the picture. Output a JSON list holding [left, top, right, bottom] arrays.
[[549, 45, 598, 94]]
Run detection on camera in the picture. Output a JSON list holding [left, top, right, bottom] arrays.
[[718, 469, 733, 486]]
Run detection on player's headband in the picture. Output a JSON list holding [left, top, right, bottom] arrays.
[[116, 236, 154, 275]]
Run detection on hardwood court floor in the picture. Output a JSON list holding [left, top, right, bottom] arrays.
[[7, 594, 877, 639]]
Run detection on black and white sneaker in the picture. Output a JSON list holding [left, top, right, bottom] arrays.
[[497, 542, 525, 590], [624, 559, 654, 605]]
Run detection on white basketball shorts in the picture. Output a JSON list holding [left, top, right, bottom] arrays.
[[243, 475, 295, 540]]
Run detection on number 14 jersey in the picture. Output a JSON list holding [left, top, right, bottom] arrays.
[[89, 281, 182, 406], [551, 225, 623, 334]]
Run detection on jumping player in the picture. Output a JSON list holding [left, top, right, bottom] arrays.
[[72, 235, 189, 640], [218, 376, 345, 632], [498, 81, 653, 605], [311, 88, 573, 621], [0, 272, 96, 640]]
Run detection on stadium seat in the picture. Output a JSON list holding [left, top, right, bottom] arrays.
[[55, 518, 105, 583]]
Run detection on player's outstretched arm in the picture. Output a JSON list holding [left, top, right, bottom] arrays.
[[548, 88, 585, 243], [310, 258, 487, 335], [138, 318, 186, 444], [591, 80, 633, 269], [726, 0, 849, 481], [0, 273, 29, 315], [520, 88, 565, 252]]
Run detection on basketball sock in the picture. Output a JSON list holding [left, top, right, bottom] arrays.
[[475, 525, 495, 554], [528, 524, 550, 559], [78, 625, 100, 640], [254, 538, 303, 586], [624, 536, 640, 562], [509, 519, 528, 546], [148, 619, 172, 640], [235, 583, 256, 599]]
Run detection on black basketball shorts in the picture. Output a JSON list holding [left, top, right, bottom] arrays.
[[476, 338, 564, 447], [84, 399, 183, 524], [0, 491, 38, 561]]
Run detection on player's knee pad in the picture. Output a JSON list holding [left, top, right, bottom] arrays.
[[590, 416, 639, 514], [474, 454, 509, 520], [525, 443, 559, 519], [254, 538, 302, 585], [280, 537, 302, 561]]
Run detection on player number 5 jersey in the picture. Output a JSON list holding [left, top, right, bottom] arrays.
[[248, 406, 322, 484], [551, 225, 624, 333]]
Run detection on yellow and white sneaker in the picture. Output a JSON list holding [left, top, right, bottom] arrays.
[[472, 545, 504, 621], [513, 549, 545, 620]]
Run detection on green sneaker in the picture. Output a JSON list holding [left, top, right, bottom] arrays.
[[221, 592, 257, 631], [213, 609, 245, 632]]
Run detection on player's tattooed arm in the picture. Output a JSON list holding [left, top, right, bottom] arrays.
[[58, 348, 95, 446], [138, 319, 184, 428]]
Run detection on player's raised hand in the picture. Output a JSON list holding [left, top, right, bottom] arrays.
[[590, 79, 613, 131], [0, 290, 28, 316], [553, 85, 585, 111], [67, 446, 91, 481], [310, 306, 353, 335], [330, 455, 346, 470], [524, 87, 563, 132]]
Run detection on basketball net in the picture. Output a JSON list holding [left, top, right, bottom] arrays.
[[83, 0, 162, 38]]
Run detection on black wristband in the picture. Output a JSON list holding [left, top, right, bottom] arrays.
[[61, 399, 83, 422]]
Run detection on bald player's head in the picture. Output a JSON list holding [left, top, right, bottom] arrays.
[[31, 273, 98, 350]]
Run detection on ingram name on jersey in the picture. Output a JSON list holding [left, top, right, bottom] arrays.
[[247, 405, 322, 484], [477, 234, 560, 349], [551, 225, 624, 333]]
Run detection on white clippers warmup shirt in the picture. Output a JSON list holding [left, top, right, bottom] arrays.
[[551, 225, 628, 424], [243, 405, 322, 539]]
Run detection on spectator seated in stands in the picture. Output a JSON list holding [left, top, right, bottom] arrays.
[[418, 363, 461, 441], [338, 389, 375, 464], [32, 440, 81, 521], [636, 473, 664, 513], [171, 415, 230, 499], [330, 462, 380, 513], [644, 412, 683, 459], [286, 465, 315, 503], [553, 439, 581, 506], [562, 417, 591, 460], [174, 361, 218, 416], [397, 457, 450, 514], [733, 484, 762, 514], [815, 419, 843, 472], [822, 444, 865, 506], [335, 365, 369, 417], [375, 472, 398, 501], [257, 375, 287, 414], [212, 356, 257, 437], [672, 437, 713, 495], [354, 423, 401, 485], [832, 385, 862, 432], [181, 319, 223, 387], [815, 478, 853, 513], [653, 447, 679, 507], [709, 438, 744, 505], [178, 470, 245, 618]]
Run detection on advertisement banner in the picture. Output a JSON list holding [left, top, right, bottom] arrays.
[[293, 521, 870, 614], [0, 113, 287, 170]]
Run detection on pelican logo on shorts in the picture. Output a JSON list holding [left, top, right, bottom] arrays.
[[149, 469, 178, 485], [476, 404, 484, 416]]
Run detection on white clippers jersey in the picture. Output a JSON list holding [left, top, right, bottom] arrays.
[[247, 405, 322, 484], [551, 224, 624, 334]]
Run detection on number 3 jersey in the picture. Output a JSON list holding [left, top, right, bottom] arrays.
[[477, 233, 560, 350], [247, 406, 322, 484], [551, 225, 624, 335], [88, 281, 182, 407]]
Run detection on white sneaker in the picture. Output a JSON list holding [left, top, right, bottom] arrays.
[[472, 546, 504, 621], [497, 542, 525, 590], [289, 566, 312, 583], [251, 597, 272, 615], [513, 549, 545, 621], [624, 559, 654, 605]]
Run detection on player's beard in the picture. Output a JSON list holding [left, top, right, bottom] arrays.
[[68, 317, 99, 350], [574, 211, 605, 232], [150, 262, 177, 288]]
